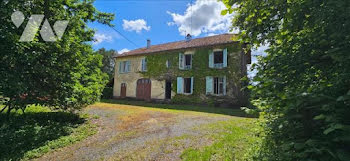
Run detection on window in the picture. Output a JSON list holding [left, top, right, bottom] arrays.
[[141, 58, 147, 71], [214, 77, 224, 95], [177, 77, 193, 94], [184, 78, 192, 94], [209, 48, 227, 68], [166, 60, 171, 68], [119, 61, 131, 73], [214, 51, 223, 64], [179, 53, 192, 70], [185, 55, 192, 69], [206, 76, 226, 95]]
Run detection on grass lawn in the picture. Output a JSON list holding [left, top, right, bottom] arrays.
[[180, 119, 258, 161], [0, 100, 258, 161], [101, 99, 255, 118], [0, 105, 97, 161]]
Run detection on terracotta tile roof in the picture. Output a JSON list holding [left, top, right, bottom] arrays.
[[115, 34, 237, 58]]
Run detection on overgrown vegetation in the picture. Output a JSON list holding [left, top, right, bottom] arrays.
[[0, 0, 114, 114], [181, 118, 259, 161], [223, 0, 350, 160], [0, 105, 97, 161], [142, 44, 247, 106]]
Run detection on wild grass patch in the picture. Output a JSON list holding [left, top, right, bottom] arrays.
[[181, 118, 259, 161], [0, 105, 97, 161]]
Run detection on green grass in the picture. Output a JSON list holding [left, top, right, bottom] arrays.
[[181, 118, 259, 161], [102, 99, 255, 117], [0, 105, 97, 161]]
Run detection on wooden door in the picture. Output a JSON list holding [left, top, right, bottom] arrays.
[[165, 80, 171, 99], [136, 79, 151, 101], [120, 83, 126, 98]]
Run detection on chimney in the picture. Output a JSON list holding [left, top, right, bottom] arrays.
[[147, 39, 151, 49], [186, 34, 192, 42]]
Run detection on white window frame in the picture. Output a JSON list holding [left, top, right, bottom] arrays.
[[184, 54, 192, 70], [141, 58, 147, 72], [166, 60, 170, 68], [119, 61, 131, 73]]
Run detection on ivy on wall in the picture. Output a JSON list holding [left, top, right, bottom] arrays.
[[142, 44, 246, 106]]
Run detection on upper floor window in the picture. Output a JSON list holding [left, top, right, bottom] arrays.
[[179, 53, 192, 70], [209, 48, 227, 68], [119, 61, 131, 73], [166, 60, 171, 68], [141, 58, 147, 72]]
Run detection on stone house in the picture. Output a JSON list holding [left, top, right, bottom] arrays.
[[113, 34, 251, 106]]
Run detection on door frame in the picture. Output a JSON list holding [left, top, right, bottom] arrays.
[[165, 80, 172, 99]]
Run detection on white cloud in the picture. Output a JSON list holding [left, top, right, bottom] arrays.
[[248, 44, 269, 78], [118, 48, 130, 54], [93, 33, 113, 45], [167, 0, 234, 36], [122, 19, 151, 33]]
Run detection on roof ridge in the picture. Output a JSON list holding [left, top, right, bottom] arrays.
[[117, 33, 236, 57], [125, 33, 234, 52]]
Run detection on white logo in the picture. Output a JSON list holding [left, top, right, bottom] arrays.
[[11, 11, 69, 42]]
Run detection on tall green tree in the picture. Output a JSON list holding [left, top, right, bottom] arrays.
[[0, 0, 114, 114], [96, 48, 117, 79], [223, 0, 350, 160]]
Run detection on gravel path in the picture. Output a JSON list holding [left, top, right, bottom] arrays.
[[36, 103, 232, 161]]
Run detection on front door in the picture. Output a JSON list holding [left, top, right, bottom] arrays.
[[165, 80, 172, 99], [120, 83, 126, 98], [136, 79, 151, 101]]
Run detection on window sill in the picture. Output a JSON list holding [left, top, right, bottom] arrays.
[[207, 94, 226, 96]]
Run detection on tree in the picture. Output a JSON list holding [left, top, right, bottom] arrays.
[[96, 48, 117, 79], [223, 0, 350, 160], [0, 0, 115, 114]]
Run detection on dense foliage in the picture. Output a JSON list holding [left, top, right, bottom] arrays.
[[96, 48, 117, 79], [223, 0, 350, 160], [0, 0, 114, 113]]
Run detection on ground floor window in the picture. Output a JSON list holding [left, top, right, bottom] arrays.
[[214, 77, 225, 95], [184, 78, 192, 94]]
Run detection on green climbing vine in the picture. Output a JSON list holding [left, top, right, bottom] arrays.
[[142, 44, 245, 106]]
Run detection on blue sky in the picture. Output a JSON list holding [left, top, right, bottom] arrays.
[[89, 0, 234, 53]]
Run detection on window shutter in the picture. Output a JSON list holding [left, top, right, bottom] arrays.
[[177, 77, 183, 94], [119, 62, 122, 73], [206, 76, 213, 94], [223, 48, 228, 67], [209, 50, 214, 68], [223, 76, 227, 95], [179, 53, 184, 69], [141, 58, 146, 71], [190, 77, 194, 94], [190, 54, 193, 69], [127, 61, 131, 72]]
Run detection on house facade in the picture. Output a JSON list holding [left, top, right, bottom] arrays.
[[113, 34, 251, 106]]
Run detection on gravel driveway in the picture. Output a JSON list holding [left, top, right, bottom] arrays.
[[36, 102, 234, 161]]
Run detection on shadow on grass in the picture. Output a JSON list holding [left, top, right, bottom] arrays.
[[0, 111, 85, 161], [101, 99, 257, 118]]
